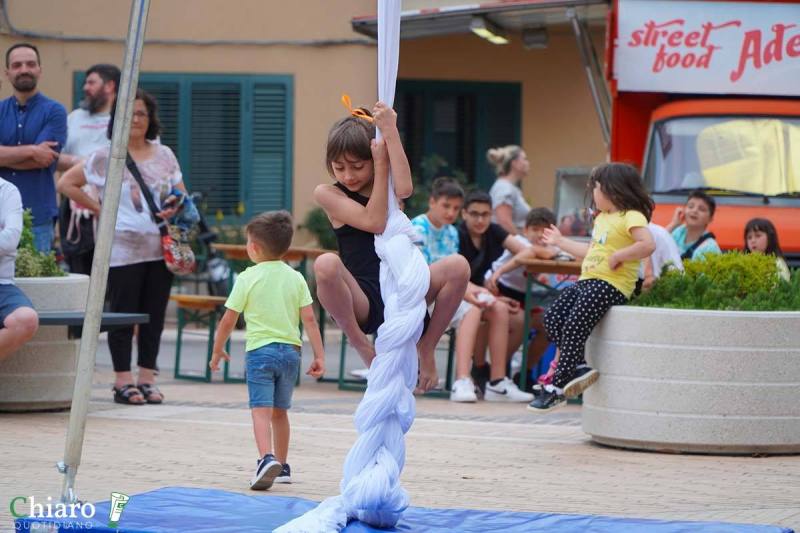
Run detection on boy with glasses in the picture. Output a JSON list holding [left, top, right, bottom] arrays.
[[451, 191, 533, 403]]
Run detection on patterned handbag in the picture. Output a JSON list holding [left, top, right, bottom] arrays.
[[125, 154, 196, 275]]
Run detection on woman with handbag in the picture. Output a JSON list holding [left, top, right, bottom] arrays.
[[58, 89, 188, 405]]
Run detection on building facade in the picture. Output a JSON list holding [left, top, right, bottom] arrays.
[[0, 0, 607, 241]]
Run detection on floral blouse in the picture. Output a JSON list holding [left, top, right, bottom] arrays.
[[85, 142, 183, 267]]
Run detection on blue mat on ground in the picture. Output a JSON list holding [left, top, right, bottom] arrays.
[[15, 486, 793, 532]]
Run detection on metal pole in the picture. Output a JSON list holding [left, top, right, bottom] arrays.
[[59, 0, 150, 504], [577, 15, 610, 111], [567, 7, 610, 147]]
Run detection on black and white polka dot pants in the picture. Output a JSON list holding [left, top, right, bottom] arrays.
[[543, 279, 627, 389]]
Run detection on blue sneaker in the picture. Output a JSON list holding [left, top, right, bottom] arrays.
[[274, 463, 291, 484], [250, 453, 282, 490], [527, 387, 565, 413]]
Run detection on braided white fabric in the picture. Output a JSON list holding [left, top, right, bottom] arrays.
[[275, 1, 429, 531]]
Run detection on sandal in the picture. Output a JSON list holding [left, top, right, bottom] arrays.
[[138, 383, 164, 404], [113, 384, 145, 405]]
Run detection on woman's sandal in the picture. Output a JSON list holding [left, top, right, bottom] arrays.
[[113, 384, 145, 405], [138, 383, 164, 404]]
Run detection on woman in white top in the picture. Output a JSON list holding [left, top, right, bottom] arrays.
[[58, 89, 185, 406], [487, 145, 531, 235]]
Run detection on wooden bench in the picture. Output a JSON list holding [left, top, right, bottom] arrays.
[[169, 294, 232, 382], [171, 294, 309, 386]]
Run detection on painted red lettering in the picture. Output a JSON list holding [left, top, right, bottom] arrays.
[[666, 53, 680, 68], [685, 31, 701, 47], [765, 24, 797, 64], [731, 29, 761, 82], [653, 44, 668, 72], [681, 53, 696, 67], [696, 46, 717, 69], [700, 20, 741, 48], [788, 34, 800, 57], [643, 19, 684, 46], [667, 30, 685, 47], [629, 29, 644, 47]]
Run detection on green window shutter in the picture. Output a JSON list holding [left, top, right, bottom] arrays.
[[72, 72, 84, 110], [139, 81, 180, 152], [483, 89, 519, 153], [189, 82, 242, 214], [478, 87, 520, 189], [396, 81, 519, 189], [250, 83, 290, 213]]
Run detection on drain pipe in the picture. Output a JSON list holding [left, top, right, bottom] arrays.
[[567, 7, 610, 147]]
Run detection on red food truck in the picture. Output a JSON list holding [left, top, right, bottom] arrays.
[[607, 0, 800, 264]]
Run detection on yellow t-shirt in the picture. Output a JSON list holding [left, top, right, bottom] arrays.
[[580, 210, 648, 298], [225, 261, 313, 351]]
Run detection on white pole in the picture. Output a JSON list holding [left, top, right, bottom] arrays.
[[59, 0, 151, 504]]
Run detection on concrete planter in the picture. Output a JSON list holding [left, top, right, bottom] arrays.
[[582, 305, 800, 454], [0, 274, 89, 412]]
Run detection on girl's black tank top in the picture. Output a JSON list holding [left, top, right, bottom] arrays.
[[331, 182, 380, 281]]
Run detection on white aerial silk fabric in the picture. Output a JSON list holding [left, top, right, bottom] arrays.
[[275, 1, 430, 531]]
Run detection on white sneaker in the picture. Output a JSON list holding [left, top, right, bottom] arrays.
[[450, 377, 478, 402], [349, 368, 369, 380], [484, 377, 535, 402]]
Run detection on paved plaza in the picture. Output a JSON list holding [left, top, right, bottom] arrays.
[[2, 327, 799, 531]]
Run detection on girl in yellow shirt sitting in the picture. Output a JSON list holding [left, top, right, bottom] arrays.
[[529, 163, 656, 412]]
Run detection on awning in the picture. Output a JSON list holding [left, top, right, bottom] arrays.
[[352, 0, 609, 40]]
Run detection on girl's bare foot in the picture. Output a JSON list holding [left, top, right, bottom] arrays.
[[415, 341, 439, 393]]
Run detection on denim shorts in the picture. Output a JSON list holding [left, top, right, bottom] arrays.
[[0, 284, 34, 328], [245, 342, 301, 409]]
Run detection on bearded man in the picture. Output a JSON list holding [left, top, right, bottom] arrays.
[[57, 64, 120, 273], [0, 43, 67, 253]]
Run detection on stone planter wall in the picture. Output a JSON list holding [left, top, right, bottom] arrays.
[[581, 305, 800, 454], [0, 274, 89, 412]]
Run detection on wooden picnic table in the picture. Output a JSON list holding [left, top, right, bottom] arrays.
[[518, 257, 583, 276], [518, 258, 583, 391], [211, 244, 336, 264]]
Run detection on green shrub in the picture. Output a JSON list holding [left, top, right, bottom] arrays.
[[15, 210, 65, 278], [632, 252, 800, 311], [300, 207, 337, 250]]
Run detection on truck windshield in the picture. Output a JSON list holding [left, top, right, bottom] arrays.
[[644, 116, 800, 197]]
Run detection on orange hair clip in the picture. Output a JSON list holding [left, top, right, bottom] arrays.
[[341, 94, 374, 123]]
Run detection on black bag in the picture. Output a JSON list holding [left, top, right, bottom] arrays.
[[58, 196, 96, 256]]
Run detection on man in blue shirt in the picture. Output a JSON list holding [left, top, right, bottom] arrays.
[[0, 43, 67, 253]]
